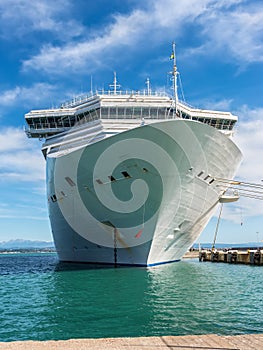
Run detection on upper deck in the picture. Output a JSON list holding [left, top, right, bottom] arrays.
[[25, 89, 238, 139]]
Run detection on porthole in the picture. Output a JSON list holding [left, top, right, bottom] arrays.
[[121, 171, 131, 178], [65, 176, 76, 187], [108, 175, 116, 182], [51, 194, 57, 202]]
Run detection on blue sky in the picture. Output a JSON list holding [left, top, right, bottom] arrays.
[[0, 0, 263, 244]]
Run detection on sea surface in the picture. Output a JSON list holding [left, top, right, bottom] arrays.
[[0, 253, 262, 342]]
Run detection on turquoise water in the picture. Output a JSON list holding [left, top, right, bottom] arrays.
[[0, 253, 262, 341]]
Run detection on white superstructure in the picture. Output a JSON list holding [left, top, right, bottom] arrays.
[[25, 46, 242, 266]]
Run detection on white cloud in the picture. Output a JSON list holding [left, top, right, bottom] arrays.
[[0, 200, 47, 220], [20, 0, 263, 75], [199, 3, 263, 64], [0, 0, 84, 40], [195, 98, 234, 111], [0, 127, 29, 152], [0, 87, 21, 106], [235, 109, 263, 183], [22, 7, 155, 74], [220, 107, 263, 222], [18, 0, 216, 74], [0, 127, 45, 182], [0, 126, 47, 231], [0, 83, 58, 109]]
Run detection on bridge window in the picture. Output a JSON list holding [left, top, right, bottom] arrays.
[[158, 108, 166, 118], [149, 108, 158, 118], [117, 107, 125, 117], [142, 108, 150, 118], [211, 119, 216, 126], [109, 107, 117, 118], [125, 108, 133, 118], [132, 107, 141, 117]]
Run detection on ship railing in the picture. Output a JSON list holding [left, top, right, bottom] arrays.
[[60, 89, 169, 108], [99, 89, 168, 97], [25, 126, 68, 138]]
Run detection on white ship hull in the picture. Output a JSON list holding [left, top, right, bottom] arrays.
[[46, 119, 242, 266]]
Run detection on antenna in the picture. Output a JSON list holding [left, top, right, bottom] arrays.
[[90, 75, 93, 94], [146, 77, 151, 95], [109, 72, 121, 94]]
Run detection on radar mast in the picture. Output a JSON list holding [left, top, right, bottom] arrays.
[[170, 42, 179, 116], [109, 72, 121, 95]]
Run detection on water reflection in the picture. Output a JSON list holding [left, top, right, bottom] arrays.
[[45, 263, 152, 340]]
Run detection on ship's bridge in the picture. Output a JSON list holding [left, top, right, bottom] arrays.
[[25, 89, 238, 139], [25, 90, 174, 138]]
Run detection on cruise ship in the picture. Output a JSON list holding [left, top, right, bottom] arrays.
[[25, 45, 242, 266]]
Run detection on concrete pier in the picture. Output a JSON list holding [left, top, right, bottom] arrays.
[[199, 248, 263, 265], [0, 334, 262, 349]]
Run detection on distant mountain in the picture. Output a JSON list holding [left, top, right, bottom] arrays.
[[0, 239, 55, 249]]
